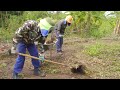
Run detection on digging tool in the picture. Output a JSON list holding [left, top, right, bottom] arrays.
[[17, 52, 85, 74]]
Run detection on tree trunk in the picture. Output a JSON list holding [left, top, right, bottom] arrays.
[[84, 12, 91, 33], [114, 19, 120, 35]]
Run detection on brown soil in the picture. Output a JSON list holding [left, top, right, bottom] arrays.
[[0, 37, 120, 79]]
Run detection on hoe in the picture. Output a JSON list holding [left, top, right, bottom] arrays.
[[17, 53, 86, 74]]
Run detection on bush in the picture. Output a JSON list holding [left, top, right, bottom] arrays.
[[89, 19, 115, 38]]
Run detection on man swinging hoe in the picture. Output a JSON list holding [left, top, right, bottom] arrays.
[[12, 18, 55, 79]]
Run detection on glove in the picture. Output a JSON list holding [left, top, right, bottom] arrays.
[[53, 39, 58, 44], [58, 34, 64, 37], [39, 53, 45, 63], [34, 41, 38, 45], [11, 46, 16, 54], [40, 44, 45, 53]]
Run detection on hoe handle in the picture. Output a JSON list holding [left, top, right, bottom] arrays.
[[17, 53, 71, 68]]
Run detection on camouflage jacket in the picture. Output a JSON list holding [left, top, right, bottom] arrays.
[[13, 20, 41, 44]]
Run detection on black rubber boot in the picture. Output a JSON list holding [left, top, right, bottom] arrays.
[[57, 51, 63, 55], [34, 68, 46, 77], [60, 50, 64, 53], [12, 72, 19, 79]]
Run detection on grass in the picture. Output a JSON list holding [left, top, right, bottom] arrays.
[[0, 28, 14, 43], [83, 42, 106, 57], [84, 42, 120, 60], [81, 41, 120, 78], [0, 63, 7, 68]]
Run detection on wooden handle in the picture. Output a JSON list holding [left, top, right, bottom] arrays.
[[18, 53, 71, 68]]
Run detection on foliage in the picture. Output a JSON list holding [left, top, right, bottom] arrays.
[[69, 11, 116, 38], [0, 11, 118, 42], [22, 11, 49, 21]]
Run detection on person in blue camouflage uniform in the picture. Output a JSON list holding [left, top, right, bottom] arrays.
[[12, 20, 46, 79]]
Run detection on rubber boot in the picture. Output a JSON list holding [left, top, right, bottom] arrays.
[[60, 50, 64, 53], [12, 71, 19, 79], [57, 50, 63, 55], [34, 68, 46, 77]]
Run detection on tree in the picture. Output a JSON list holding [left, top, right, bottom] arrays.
[[113, 11, 120, 35]]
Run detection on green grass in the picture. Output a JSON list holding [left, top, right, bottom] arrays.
[[81, 41, 120, 78], [84, 42, 120, 60], [83, 42, 106, 57], [0, 29, 14, 42]]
